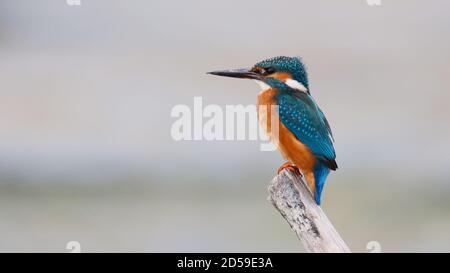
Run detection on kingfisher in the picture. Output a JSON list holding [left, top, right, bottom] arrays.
[[208, 56, 337, 205]]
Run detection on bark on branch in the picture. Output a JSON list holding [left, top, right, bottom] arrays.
[[267, 170, 351, 253]]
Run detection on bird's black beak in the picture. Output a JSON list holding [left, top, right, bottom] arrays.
[[207, 68, 261, 80]]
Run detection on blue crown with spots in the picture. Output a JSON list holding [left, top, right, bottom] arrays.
[[254, 56, 309, 90]]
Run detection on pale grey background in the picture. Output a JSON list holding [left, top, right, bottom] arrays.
[[0, 0, 449, 252]]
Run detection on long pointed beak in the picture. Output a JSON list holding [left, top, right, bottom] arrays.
[[207, 68, 261, 80]]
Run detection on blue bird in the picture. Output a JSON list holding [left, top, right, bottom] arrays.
[[208, 56, 337, 205]]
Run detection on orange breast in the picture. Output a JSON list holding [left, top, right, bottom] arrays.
[[257, 89, 317, 193]]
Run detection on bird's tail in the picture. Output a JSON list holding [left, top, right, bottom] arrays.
[[313, 161, 331, 205]]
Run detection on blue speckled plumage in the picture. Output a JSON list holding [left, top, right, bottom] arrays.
[[255, 56, 310, 90], [276, 90, 335, 163]]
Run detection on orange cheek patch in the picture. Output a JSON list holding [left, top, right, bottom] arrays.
[[271, 72, 292, 81]]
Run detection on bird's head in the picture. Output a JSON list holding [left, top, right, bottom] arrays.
[[208, 56, 309, 93]]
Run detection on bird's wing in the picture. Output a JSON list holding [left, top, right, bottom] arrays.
[[276, 91, 337, 170], [317, 106, 334, 142]]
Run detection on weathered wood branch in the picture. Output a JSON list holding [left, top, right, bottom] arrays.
[[267, 170, 351, 253]]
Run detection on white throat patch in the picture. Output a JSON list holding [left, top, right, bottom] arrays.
[[285, 79, 308, 93], [253, 80, 271, 91]]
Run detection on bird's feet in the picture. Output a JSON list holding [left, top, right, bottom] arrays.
[[277, 162, 302, 177]]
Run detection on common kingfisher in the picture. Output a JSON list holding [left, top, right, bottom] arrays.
[[208, 56, 337, 205]]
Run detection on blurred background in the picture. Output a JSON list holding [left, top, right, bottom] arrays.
[[0, 0, 449, 252]]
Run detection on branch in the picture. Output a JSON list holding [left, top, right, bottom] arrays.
[[267, 170, 351, 253]]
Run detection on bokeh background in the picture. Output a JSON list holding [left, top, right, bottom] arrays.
[[0, 0, 449, 252]]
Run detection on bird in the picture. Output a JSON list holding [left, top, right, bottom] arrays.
[[207, 56, 337, 205]]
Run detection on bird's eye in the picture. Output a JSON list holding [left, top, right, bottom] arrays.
[[252, 66, 276, 76], [263, 67, 276, 75]]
